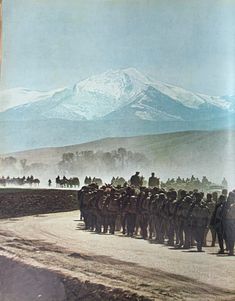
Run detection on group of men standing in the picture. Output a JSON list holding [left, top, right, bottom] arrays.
[[130, 172, 160, 188], [78, 172, 235, 255]]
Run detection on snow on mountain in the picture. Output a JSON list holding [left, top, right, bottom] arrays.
[[0, 68, 234, 122], [151, 83, 232, 111], [1, 87, 87, 121], [75, 68, 146, 99], [0, 87, 63, 112], [70, 68, 152, 119]]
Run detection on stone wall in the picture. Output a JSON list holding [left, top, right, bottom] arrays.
[[0, 188, 79, 218]]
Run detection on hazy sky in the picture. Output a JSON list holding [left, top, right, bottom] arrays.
[[1, 0, 235, 96]]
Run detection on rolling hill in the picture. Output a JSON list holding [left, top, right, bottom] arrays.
[[4, 130, 235, 186]]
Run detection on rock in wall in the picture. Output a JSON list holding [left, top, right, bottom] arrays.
[[0, 188, 79, 218]]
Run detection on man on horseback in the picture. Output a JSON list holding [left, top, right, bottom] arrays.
[[130, 172, 142, 187], [148, 173, 160, 188]]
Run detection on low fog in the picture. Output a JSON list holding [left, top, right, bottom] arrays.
[[1, 132, 234, 190]]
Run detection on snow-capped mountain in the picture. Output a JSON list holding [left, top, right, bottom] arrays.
[[0, 68, 234, 122], [0, 88, 61, 112]]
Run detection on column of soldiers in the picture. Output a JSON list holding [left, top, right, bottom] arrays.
[[78, 172, 235, 256]]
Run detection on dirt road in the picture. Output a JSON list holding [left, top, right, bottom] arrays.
[[0, 211, 234, 300]]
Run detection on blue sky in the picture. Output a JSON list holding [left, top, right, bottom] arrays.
[[1, 0, 235, 96]]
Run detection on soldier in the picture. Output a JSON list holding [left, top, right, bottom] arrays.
[[126, 194, 138, 237], [222, 188, 228, 198], [137, 189, 150, 239], [48, 179, 52, 187], [79, 186, 92, 229], [209, 191, 218, 247], [174, 190, 187, 248], [167, 190, 177, 246], [84, 176, 89, 185], [203, 193, 216, 247], [148, 173, 160, 188], [120, 187, 134, 235], [84, 176, 92, 185], [155, 193, 166, 243], [94, 189, 106, 233], [159, 193, 169, 244], [210, 194, 227, 254], [224, 191, 235, 256], [130, 172, 142, 187], [55, 175, 60, 187], [190, 193, 210, 252], [181, 195, 194, 249], [148, 188, 159, 240], [105, 189, 119, 234]]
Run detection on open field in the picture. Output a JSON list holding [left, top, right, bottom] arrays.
[[0, 210, 234, 301], [3, 130, 235, 186]]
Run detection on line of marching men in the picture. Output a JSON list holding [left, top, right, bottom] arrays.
[[78, 184, 235, 255]]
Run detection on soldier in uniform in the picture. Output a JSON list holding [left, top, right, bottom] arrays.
[[137, 189, 150, 239], [166, 190, 177, 246], [190, 193, 210, 252], [159, 193, 169, 244], [130, 172, 142, 187], [148, 173, 160, 188], [173, 190, 186, 247], [224, 191, 235, 256], [148, 188, 159, 240], [180, 195, 193, 249], [126, 193, 138, 237], [203, 193, 216, 247], [222, 188, 228, 198], [211, 194, 227, 254], [55, 175, 60, 187]]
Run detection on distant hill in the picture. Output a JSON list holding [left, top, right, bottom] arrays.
[[4, 130, 235, 186], [1, 117, 235, 154]]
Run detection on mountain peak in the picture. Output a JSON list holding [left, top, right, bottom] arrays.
[[121, 67, 152, 83], [0, 68, 234, 122], [100, 67, 151, 83], [121, 67, 144, 76], [74, 67, 148, 102]]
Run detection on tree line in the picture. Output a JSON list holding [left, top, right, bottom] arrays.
[[57, 148, 149, 176]]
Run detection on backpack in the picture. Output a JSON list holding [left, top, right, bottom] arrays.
[[142, 196, 150, 211], [127, 196, 137, 213], [200, 205, 210, 219], [215, 204, 224, 221], [226, 203, 235, 219]]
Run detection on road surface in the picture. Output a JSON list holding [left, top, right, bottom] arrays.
[[0, 211, 234, 300]]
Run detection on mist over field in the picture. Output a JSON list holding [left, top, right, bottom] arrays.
[[1, 130, 234, 189]]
